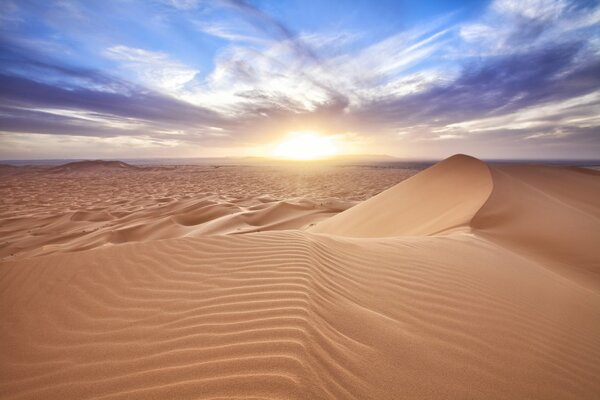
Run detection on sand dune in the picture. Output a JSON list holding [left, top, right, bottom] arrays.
[[311, 154, 600, 286], [1, 155, 599, 399], [2, 197, 342, 257], [48, 160, 140, 173], [311, 154, 493, 236], [472, 164, 600, 286], [1, 164, 412, 259]]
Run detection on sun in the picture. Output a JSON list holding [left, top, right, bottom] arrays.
[[271, 131, 338, 160]]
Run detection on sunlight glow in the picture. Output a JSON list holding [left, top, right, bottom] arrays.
[[271, 131, 339, 160]]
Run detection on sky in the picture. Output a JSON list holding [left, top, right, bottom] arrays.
[[0, 0, 599, 160]]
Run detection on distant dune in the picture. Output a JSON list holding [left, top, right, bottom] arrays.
[[47, 160, 140, 173], [0, 164, 22, 176], [1, 155, 599, 399]]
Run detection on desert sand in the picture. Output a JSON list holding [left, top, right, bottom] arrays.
[[1, 154, 599, 399]]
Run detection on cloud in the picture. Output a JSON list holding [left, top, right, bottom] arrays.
[[180, 13, 454, 126], [492, 0, 568, 21], [221, 0, 321, 63], [159, 0, 202, 10], [459, 0, 599, 56], [194, 19, 267, 43], [104, 45, 199, 92], [0, 131, 185, 159], [0, 38, 233, 150], [445, 92, 600, 133], [353, 42, 599, 138], [0, 1, 23, 28], [0, 72, 221, 125], [335, 0, 600, 152]]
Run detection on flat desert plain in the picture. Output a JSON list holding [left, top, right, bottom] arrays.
[[1, 154, 600, 399]]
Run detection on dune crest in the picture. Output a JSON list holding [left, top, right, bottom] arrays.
[[310, 154, 494, 237]]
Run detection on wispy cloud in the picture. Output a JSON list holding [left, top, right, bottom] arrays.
[[194, 20, 266, 43], [104, 45, 199, 92], [159, 0, 202, 10]]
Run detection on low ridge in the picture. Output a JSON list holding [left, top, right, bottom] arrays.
[[48, 160, 140, 173]]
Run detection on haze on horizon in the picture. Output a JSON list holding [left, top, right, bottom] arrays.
[[0, 0, 599, 161]]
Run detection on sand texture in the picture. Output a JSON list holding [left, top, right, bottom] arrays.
[[1, 155, 599, 399]]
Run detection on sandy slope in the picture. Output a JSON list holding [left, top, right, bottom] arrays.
[[1, 155, 599, 399], [310, 154, 494, 236], [472, 164, 600, 287]]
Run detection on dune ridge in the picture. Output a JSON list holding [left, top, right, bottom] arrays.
[[1, 155, 599, 399], [310, 154, 493, 237]]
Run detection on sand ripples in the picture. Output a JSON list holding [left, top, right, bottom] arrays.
[[2, 230, 600, 399]]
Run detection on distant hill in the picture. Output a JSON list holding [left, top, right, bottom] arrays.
[[48, 160, 140, 173], [0, 163, 22, 176]]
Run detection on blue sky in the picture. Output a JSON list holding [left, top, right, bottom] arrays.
[[0, 0, 599, 159]]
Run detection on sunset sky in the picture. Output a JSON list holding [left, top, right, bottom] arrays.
[[0, 0, 599, 160]]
